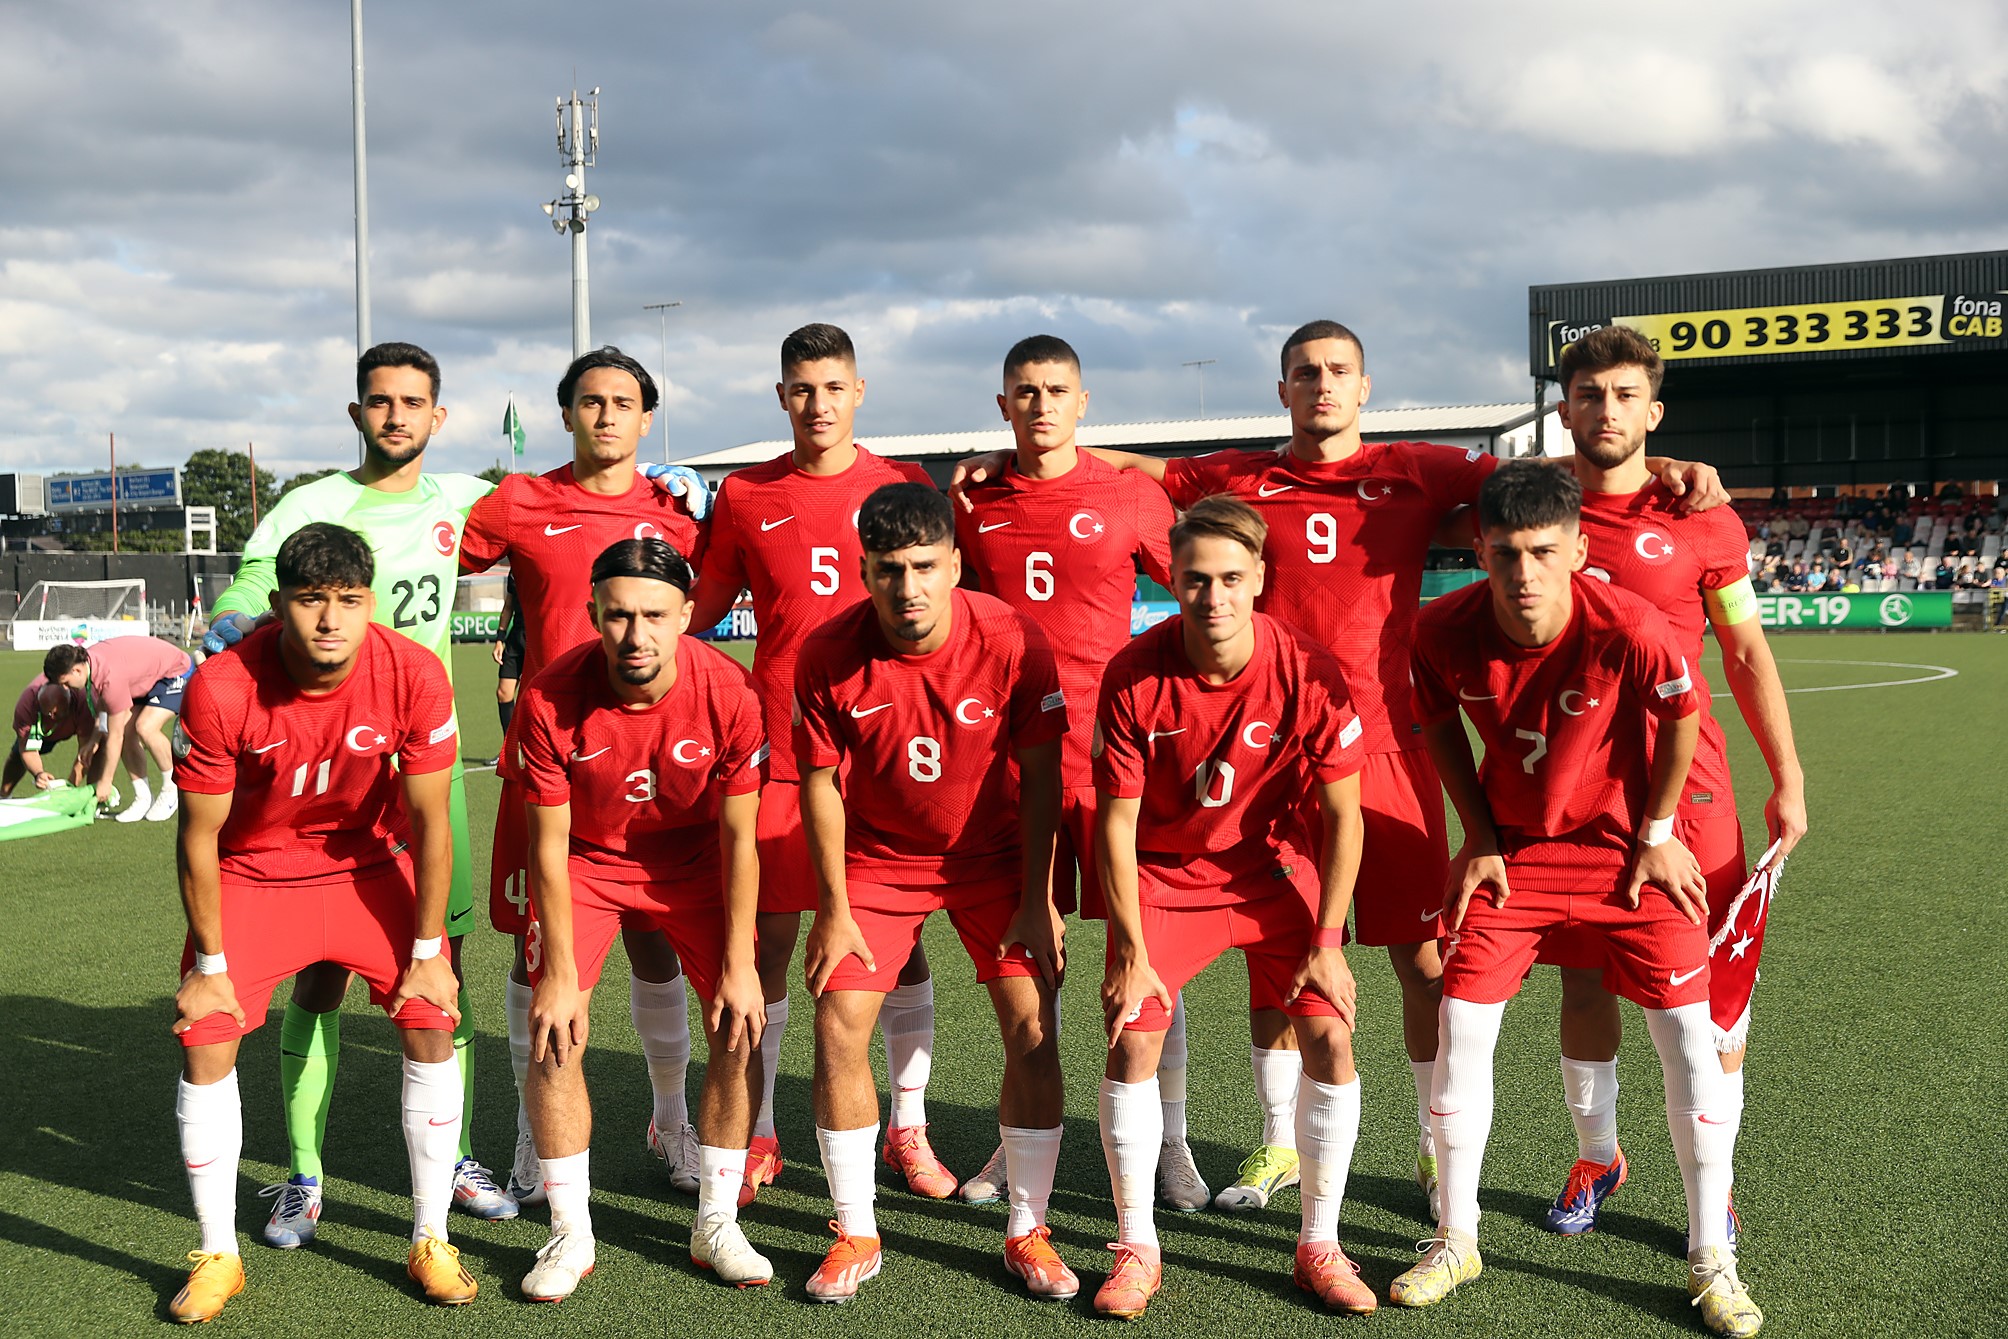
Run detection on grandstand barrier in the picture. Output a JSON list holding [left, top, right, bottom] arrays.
[[1756, 591, 1953, 630]]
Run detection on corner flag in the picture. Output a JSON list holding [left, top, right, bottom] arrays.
[[503, 397, 526, 457]]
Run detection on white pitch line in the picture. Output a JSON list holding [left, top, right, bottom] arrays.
[[1772, 658, 1961, 693]]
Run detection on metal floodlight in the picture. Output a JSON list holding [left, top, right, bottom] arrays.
[[542, 201, 555, 215], [584, 195, 600, 212]]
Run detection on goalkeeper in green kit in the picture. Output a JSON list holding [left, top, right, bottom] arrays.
[[207, 342, 713, 1246]]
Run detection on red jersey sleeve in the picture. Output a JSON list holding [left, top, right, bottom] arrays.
[[393, 648, 459, 774], [1161, 451, 1240, 510], [792, 645, 844, 772], [1630, 608, 1702, 722], [1009, 615, 1069, 750], [717, 676, 768, 797], [459, 482, 511, 573], [173, 664, 246, 796], [694, 480, 749, 608], [1701, 509, 1751, 591], [1411, 442, 1499, 512], [1091, 660, 1148, 799], [1408, 610, 1461, 726], [515, 684, 572, 808], [1128, 472, 1176, 587], [1299, 646, 1367, 782]]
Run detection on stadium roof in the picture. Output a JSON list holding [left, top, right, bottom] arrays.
[[675, 402, 1546, 470]]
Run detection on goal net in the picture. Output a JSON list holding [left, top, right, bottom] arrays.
[[16, 579, 148, 622]]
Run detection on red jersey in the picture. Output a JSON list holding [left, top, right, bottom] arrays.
[[1410, 575, 1700, 865], [1094, 613, 1366, 907], [175, 625, 458, 884], [1578, 483, 1751, 819], [957, 453, 1175, 787], [1163, 441, 1496, 754], [459, 464, 705, 689], [696, 446, 931, 783], [516, 636, 766, 885], [793, 588, 1067, 885]]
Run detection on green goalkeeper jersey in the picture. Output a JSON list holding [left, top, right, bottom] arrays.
[[214, 470, 496, 678]]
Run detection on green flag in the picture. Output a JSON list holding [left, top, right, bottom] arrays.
[[503, 397, 526, 457], [0, 785, 95, 841]]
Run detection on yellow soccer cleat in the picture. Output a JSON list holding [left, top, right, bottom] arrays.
[[1212, 1144, 1300, 1212], [407, 1229, 478, 1306], [169, 1251, 245, 1324], [1389, 1231, 1482, 1308], [1689, 1246, 1764, 1337]]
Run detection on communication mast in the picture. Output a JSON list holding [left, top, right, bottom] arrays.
[[542, 87, 601, 358]]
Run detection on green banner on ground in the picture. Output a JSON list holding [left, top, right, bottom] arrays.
[[449, 611, 503, 642], [1755, 591, 1953, 629], [0, 785, 95, 841]]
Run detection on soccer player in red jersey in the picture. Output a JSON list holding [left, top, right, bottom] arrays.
[[793, 483, 1072, 1304], [951, 334, 1201, 1209], [511, 539, 774, 1299], [1093, 496, 1373, 1320], [959, 319, 1727, 1218], [686, 324, 947, 1203], [165, 524, 474, 1322], [1393, 462, 1761, 1337], [1535, 325, 1806, 1246], [5, 675, 94, 794], [459, 347, 706, 1206]]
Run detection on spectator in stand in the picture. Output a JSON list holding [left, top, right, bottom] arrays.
[[1938, 480, 1965, 501], [1784, 562, 1809, 592], [1892, 515, 1914, 547], [1934, 559, 1956, 590], [1956, 559, 1983, 590], [1805, 563, 1829, 593], [1990, 565, 2008, 628], [1832, 540, 1853, 569], [1770, 484, 1789, 507], [1860, 554, 1885, 584], [1901, 553, 1923, 584], [1944, 530, 1966, 559], [1788, 513, 1810, 541]]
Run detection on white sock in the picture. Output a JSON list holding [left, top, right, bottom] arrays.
[[1099, 1076, 1162, 1249], [1560, 1056, 1621, 1164], [1409, 1060, 1436, 1158], [816, 1123, 880, 1239], [696, 1145, 747, 1222], [124, 779, 152, 811], [177, 1071, 242, 1255], [1434, 997, 1507, 1238], [540, 1149, 593, 1236], [1645, 1004, 1736, 1252], [506, 974, 533, 1134], [1252, 1046, 1302, 1149], [881, 978, 934, 1128], [1297, 1075, 1361, 1244], [756, 994, 788, 1140], [630, 973, 691, 1134], [1158, 995, 1189, 1142], [1001, 1124, 1062, 1238], [401, 1055, 463, 1241]]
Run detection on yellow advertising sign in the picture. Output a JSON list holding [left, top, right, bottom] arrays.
[[1547, 292, 2006, 365]]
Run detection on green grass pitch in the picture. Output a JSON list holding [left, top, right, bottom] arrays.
[[0, 634, 2000, 1337]]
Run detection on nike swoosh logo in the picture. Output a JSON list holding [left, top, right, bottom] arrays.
[[571, 746, 611, 761], [185, 1158, 218, 1169], [1257, 483, 1295, 497], [428, 1116, 458, 1127], [1668, 965, 1706, 986], [252, 740, 288, 754], [1419, 907, 1441, 922], [1697, 1114, 1728, 1125], [761, 516, 796, 531], [1428, 1107, 1460, 1119], [1458, 688, 1497, 701], [544, 524, 583, 536], [977, 520, 1012, 533], [850, 704, 892, 718], [1147, 728, 1186, 741]]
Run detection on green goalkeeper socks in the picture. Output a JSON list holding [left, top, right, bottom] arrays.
[[278, 1003, 341, 1181], [455, 984, 475, 1161]]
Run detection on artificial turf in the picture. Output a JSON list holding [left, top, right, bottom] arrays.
[[0, 634, 2000, 1337]]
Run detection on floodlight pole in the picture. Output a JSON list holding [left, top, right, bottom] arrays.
[[1182, 359, 1217, 418], [109, 432, 119, 555], [350, 0, 371, 466], [644, 300, 682, 464], [546, 88, 601, 359]]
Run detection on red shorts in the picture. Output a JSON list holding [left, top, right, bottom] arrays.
[[178, 865, 454, 1047], [1058, 785, 1103, 919], [1349, 749, 1451, 948], [1442, 867, 1711, 1012], [488, 776, 533, 935], [755, 779, 817, 915], [1536, 813, 1745, 977], [1118, 880, 1341, 1031], [526, 867, 728, 1001], [821, 874, 1040, 994]]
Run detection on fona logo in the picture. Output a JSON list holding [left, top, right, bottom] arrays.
[[68, 623, 90, 644], [1878, 594, 1913, 627]]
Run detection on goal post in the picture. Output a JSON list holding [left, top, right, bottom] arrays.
[[9, 579, 152, 651]]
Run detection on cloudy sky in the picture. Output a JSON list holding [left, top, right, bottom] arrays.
[[2, 0, 2002, 482]]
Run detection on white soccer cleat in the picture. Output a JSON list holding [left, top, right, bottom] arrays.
[[115, 784, 152, 823], [453, 1156, 519, 1221], [145, 782, 180, 822], [959, 1143, 1009, 1205], [1157, 1136, 1211, 1212], [521, 1228, 596, 1302], [259, 1175, 322, 1249], [507, 1127, 548, 1208], [690, 1213, 773, 1286]]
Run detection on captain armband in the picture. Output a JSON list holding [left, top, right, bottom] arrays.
[[1705, 576, 1758, 627]]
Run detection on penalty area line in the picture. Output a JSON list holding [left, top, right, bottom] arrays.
[[1773, 658, 1960, 693]]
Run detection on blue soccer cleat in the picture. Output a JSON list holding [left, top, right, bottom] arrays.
[[1545, 1146, 1628, 1235]]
